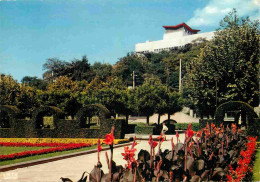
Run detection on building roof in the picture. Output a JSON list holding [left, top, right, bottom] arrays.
[[163, 23, 200, 33]]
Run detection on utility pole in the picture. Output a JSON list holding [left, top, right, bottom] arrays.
[[131, 71, 137, 89], [179, 59, 182, 93], [166, 67, 169, 91]]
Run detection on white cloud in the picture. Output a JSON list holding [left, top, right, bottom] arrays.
[[187, 0, 260, 28]]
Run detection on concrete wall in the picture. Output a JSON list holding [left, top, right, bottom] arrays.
[[135, 31, 215, 53]]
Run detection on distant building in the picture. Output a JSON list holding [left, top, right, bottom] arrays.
[[135, 23, 215, 53]]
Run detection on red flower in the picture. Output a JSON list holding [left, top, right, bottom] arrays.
[[121, 146, 136, 168], [196, 130, 202, 138], [149, 140, 158, 148], [211, 123, 215, 129], [176, 131, 179, 138], [157, 135, 165, 143], [97, 138, 102, 152], [103, 133, 114, 145]]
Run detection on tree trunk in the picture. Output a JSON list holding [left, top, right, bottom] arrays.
[[158, 113, 161, 125], [147, 115, 150, 126], [125, 114, 129, 125], [168, 113, 171, 120]]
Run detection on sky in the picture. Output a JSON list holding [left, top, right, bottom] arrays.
[[0, 0, 259, 82]]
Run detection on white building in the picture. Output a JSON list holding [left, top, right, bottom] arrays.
[[135, 23, 215, 53]]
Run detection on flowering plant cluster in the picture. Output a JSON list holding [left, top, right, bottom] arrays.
[[0, 142, 91, 161], [0, 138, 128, 145], [80, 123, 257, 182], [227, 136, 257, 182]]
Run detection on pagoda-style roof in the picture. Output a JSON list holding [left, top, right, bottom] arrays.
[[163, 23, 200, 33]]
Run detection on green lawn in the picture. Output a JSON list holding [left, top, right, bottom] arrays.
[[0, 146, 50, 155], [253, 149, 260, 181], [0, 145, 97, 166]]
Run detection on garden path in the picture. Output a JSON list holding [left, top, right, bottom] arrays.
[[0, 134, 186, 182]]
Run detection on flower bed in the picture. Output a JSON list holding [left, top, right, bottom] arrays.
[[0, 138, 128, 145], [0, 142, 91, 161], [69, 124, 257, 182]]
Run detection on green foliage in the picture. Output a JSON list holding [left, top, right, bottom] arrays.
[[113, 53, 145, 86], [0, 76, 39, 117], [134, 125, 155, 134], [184, 9, 260, 116], [21, 76, 47, 90], [43, 56, 95, 82], [92, 62, 112, 81], [175, 123, 200, 131], [0, 106, 124, 139]]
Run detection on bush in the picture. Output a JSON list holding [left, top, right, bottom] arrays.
[[175, 123, 200, 131], [135, 125, 155, 134]]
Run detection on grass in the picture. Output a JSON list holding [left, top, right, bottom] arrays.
[[253, 148, 260, 181], [0, 145, 97, 166], [0, 146, 50, 155]]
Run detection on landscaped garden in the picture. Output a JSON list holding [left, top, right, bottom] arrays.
[[0, 138, 128, 166], [85, 124, 258, 182]]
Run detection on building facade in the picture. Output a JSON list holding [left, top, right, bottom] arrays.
[[135, 23, 215, 53]]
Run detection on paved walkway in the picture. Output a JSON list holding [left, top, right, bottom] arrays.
[[0, 134, 186, 182]]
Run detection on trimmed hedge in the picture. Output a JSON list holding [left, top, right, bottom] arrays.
[[0, 105, 125, 139], [175, 123, 200, 131], [247, 118, 260, 141], [31, 106, 65, 129], [215, 101, 258, 125], [0, 105, 21, 128], [76, 104, 110, 128], [135, 125, 155, 135]]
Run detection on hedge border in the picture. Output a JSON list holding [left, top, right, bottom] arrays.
[[31, 106, 64, 129], [75, 104, 110, 129], [0, 105, 20, 128], [215, 101, 258, 125]]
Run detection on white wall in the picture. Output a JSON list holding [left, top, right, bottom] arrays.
[[135, 31, 215, 53]]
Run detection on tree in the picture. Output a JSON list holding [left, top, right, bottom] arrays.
[[92, 62, 112, 81], [113, 53, 145, 87], [184, 9, 260, 117], [0, 75, 39, 116], [131, 77, 163, 125], [42, 56, 95, 82], [21, 76, 47, 90], [42, 58, 68, 82]]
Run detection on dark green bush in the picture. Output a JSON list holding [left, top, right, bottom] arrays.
[[175, 123, 200, 131], [135, 125, 155, 134]]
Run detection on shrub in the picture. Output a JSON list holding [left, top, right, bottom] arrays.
[[175, 123, 200, 131], [134, 125, 155, 134], [83, 123, 257, 182]]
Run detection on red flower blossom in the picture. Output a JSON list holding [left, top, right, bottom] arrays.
[[149, 140, 158, 148], [103, 133, 114, 146], [176, 131, 179, 138], [0, 142, 91, 161], [121, 146, 137, 168], [157, 135, 165, 143], [97, 138, 102, 152], [196, 130, 202, 138], [211, 123, 215, 130], [185, 124, 194, 138]]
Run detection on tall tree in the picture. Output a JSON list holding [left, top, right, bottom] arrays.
[[184, 9, 260, 118], [21, 76, 47, 90], [113, 53, 145, 87], [92, 62, 112, 81]]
